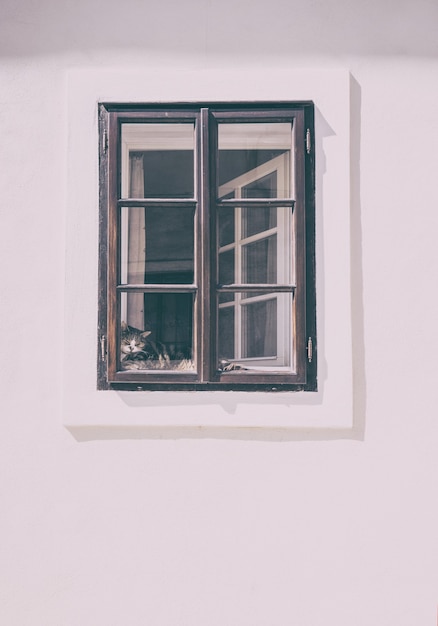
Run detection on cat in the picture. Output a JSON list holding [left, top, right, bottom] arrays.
[[120, 323, 152, 361], [120, 322, 193, 371], [218, 359, 248, 371]]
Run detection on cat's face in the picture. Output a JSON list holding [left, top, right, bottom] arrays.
[[120, 328, 151, 357]]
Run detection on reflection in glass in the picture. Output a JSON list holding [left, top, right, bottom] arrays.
[[218, 123, 292, 199], [120, 292, 194, 371], [121, 123, 195, 199], [121, 207, 194, 285]]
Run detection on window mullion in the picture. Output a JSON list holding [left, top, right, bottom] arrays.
[[235, 190, 242, 360], [199, 108, 212, 381]]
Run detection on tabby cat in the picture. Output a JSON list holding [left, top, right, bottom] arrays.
[[120, 322, 193, 371]]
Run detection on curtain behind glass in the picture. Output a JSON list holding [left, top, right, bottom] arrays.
[[127, 155, 145, 329]]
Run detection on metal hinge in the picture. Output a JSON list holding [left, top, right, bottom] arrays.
[[100, 334, 107, 362], [102, 128, 108, 155], [306, 128, 311, 154], [306, 337, 313, 363]]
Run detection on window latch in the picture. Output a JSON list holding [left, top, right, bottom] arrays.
[[306, 128, 311, 154], [100, 334, 107, 362], [307, 337, 313, 363]]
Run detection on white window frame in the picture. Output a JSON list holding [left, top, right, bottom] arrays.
[[218, 153, 293, 370]]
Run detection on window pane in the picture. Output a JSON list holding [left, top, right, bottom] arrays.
[[218, 206, 235, 246], [217, 206, 293, 286], [121, 207, 194, 284], [242, 206, 276, 238], [218, 123, 292, 199], [218, 306, 235, 361], [218, 249, 235, 285], [242, 171, 277, 199], [120, 292, 194, 371], [217, 292, 293, 371], [242, 236, 277, 284], [242, 298, 277, 357], [121, 124, 195, 199]]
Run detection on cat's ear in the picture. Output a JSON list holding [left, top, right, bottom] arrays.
[[121, 321, 128, 331], [141, 330, 152, 338]]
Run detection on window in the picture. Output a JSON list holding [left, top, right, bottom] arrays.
[[97, 102, 316, 391]]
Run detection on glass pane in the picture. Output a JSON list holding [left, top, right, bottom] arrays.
[[243, 298, 277, 357], [218, 292, 235, 305], [218, 207, 235, 246], [121, 207, 194, 284], [218, 123, 292, 199], [217, 206, 292, 286], [121, 124, 195, 199], [120, 292, 194, 371], [242, 206, 276, 238], [218, 306, 235, 361], [242, 236, 277, 284], [218, 249, 235, 285], [217, 292, 293, 371], [242, 172, 277, 199]]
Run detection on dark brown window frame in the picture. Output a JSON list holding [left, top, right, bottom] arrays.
[[97, 102, 316, 392]]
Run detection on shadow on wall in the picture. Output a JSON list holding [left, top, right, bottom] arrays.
[[68, 74, 367, 444], [1, 0, 438, 59], [349, 75, 366, 444], [68, 423, 362, 442]]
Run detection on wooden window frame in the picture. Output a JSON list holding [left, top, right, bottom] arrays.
[[97, 102, 317, 392]]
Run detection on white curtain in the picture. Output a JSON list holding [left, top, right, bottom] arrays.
[[127, 155, 146, 330]]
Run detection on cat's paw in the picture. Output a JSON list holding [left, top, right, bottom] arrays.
[[218, 359, 247, 372]]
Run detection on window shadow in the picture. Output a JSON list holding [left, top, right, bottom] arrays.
[[349, 74, 366, 441]]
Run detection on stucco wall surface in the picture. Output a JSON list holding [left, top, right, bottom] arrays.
[[0, 1, 437, 625]]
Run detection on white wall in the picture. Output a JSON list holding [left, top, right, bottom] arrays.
[[1, 2, 437, 625]]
